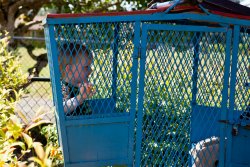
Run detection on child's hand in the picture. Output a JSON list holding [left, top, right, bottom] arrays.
[[77, 83, 96, 103]]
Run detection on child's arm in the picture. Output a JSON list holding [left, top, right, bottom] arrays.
[[63, 83, 95, 113]]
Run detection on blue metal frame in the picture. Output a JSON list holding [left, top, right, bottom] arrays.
[[164, 0, 183, 14], [44, 10, 250, 167], [128, 21, 141, 166], [112, 24, 119, 102], [46, 13, 250, 26], [218, 28, 232, 167], [47, 24, 70, 163], [226, 25, 240, 166], [225, 25, 240, 167], [136, 23, 232, 166], [191, 31, 200, 107]]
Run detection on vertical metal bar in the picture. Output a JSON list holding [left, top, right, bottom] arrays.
[[164, 0, 183, 13], [48, 24, 70, 163], [191, 32, 200, 106], [44, 25, 56, 107], [112, 23, 119, 102], [135, 24, 148, 167], [219, 28, 232, 167], [225, 25, 240, 167], [190, 32, 200, 167], [128, 21, 140, 166], [44, 25, 61, 146]]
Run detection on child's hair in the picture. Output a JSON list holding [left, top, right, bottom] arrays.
[[58, 42, 92, 77]]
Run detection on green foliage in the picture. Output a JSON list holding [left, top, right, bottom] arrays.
[[0, 32, 62, 166], [41, 125, 63, 166], [43, 0, 150, 14], [0, 32, 27, 102], [41, 125, 58, 147]]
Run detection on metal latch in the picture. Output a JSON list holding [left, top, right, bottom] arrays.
[[219, 112, 250, 135]]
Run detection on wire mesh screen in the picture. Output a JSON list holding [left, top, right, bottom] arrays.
[[15, 80, 54, 122], [138, 26, 228, 166], [140, 29, 193, 166], [235, 26, 250, 113], [53, 22, 135, 119], [196, 33, 226, 107], [45, 13, 250, 167], [190, 31, 227, 167]]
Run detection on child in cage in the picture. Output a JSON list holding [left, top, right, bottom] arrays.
[[58, 43, 95, 115]]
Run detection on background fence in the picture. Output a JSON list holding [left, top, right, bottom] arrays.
[[14, 36, 55, 122]]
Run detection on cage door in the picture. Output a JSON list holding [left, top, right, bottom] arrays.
[[135, 24, 231, 167]]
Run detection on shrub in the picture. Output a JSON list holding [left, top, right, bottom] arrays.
[[0, 31, 27, 116], [0, 32, 62, 167], [0, 31, 28, 166]]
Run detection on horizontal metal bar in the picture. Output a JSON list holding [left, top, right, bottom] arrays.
[[143, 23, 228, 32], [45, 13, 250, 26], [65, 115, 131, 126], [30, 77, 50, 82], [66, 158, 130, 167], [12, 36, 45, 41]]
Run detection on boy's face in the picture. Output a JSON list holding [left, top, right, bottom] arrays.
[[64, 55, 92, 85]]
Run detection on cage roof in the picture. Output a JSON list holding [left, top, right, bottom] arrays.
[[47, 0, 250, 20]]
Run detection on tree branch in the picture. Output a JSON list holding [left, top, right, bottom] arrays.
[[16, 20, 42, 35], [1, 0, 11, 7], [13, 0, 50, 35], [9, 0, 26, 13], [0, 3, 8, 28], [9, 0, 50, 20]]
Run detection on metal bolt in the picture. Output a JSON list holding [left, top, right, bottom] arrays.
[[232, 125, 238, 136]]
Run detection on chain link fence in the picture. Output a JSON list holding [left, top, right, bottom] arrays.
[[14, 36, 55, 123]]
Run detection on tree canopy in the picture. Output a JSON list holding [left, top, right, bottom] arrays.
[[0, 0, 150, 79], [1, 0, 249, 40], [0, 0, 150, 40]]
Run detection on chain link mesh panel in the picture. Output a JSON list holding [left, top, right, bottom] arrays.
[[138, 26, 228, 167], [15, 80, 54, 122], [235, 26, 250, 113], [44, 13, 250, 167], [46, 21, 137, 165], [52, 22, 135, 119], [140, 30, 193, 166]]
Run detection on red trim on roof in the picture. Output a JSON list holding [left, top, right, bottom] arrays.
[[47, 4, 250, 20], [47, 6, 200, 18], [169, 5, 201, 13], [210, 11, 250, 20], [47, 10, 160, 18]]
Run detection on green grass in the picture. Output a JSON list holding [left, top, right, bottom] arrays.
[[17, 46, 50, 77], [17, 46, 52, 98]]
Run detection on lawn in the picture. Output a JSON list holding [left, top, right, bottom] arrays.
[[16, 46, 52, 98], [17, 46, 50, 77]]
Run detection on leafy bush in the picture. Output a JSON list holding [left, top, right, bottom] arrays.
[[0, 32, 27, 116], [41, 125, 63, 166], [0, 33, 27, 93], [0, 31, 28, 166], [0, 32, 63, 167]]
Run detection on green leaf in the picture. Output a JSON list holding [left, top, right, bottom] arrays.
[[29, 157, 44, 167], [33, 142, 45, 161], [0, 130, 6, 139], [8, 141, 26, 150], [22, 132, 33, 149], [15, 109, 29, 125], [25, 120, 52, 132], [45, 145, 52, 159], [6, 115, 23, 140]]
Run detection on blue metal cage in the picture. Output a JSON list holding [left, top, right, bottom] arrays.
[[44, 5, 250, 167]]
